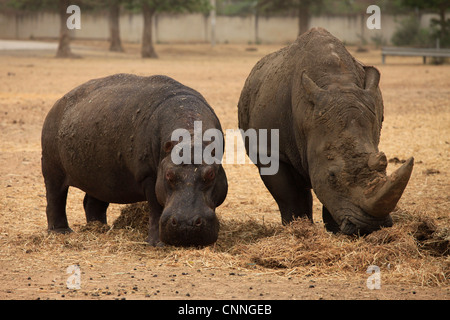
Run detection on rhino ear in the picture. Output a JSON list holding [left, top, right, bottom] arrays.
[[301, 71, 325, 103], [364, 66, 380, 91]]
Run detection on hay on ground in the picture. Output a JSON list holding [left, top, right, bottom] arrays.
[[111, 203, 449, 286]]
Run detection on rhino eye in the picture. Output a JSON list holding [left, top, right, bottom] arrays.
[[328, 169, 337, 181]]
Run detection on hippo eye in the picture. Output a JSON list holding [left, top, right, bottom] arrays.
[[203, 168, 215, 182], [165, 170, 176, 183]]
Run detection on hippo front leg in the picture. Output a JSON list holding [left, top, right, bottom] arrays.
[[147, 204, 163, 247], [143, 179, 164, 246]]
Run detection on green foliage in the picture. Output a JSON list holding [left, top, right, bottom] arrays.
[[82, 0, 131, 10], [6, 0, 59, 11], [216, 0, 256, 16], [371, 33, 387, 49], [5, 0, 89, 12], [391, 15, 434, 47], [256, 0, 315, 15], [4, 0, 210, 14], [400, 0, 450, 48], [430, 17, 450, 47], [128, 0, 211, 14], [254, 0, 405, 16], [401, 0, 449, 11]]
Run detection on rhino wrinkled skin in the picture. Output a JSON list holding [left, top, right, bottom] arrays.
[[238, 28, 414, 234]]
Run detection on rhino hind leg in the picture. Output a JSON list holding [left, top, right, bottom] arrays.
[[83, 194, 109, 224], [259, 162, 313, 225]]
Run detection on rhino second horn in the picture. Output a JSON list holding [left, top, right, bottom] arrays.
[[361, 157, 414, 218], [368, 152, 387, 172]]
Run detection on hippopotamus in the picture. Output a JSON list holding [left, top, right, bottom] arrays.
[[41, 74, 228, 246], [238, 28, 414, 235]]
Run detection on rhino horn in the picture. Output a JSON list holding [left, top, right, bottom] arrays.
[[301, 71, 325, 102], [368, 151, 387, 172], [360, 157, 414, 218]]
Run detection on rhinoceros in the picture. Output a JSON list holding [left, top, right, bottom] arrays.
[[238, 28, 414, 234]]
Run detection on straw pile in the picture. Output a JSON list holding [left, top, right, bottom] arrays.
[[112, 203, 449, 286]]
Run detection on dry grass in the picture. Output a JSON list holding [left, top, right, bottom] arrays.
[[1, 42, 449, 299], [4, 196, 447, 289], [44, 202, 445, 287], [240, 212, 448, 286]]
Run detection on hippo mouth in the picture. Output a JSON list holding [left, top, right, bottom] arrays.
[[159, 211, 220, 247]]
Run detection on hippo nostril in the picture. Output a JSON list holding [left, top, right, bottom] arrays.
[[170, 216, 178, 227], [193, 216, 203, 227]]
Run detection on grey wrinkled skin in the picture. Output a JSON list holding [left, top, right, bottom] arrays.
[[238, 28, 413, 235], [42, 74, 228, 246]]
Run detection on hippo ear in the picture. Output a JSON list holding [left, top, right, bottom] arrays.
[[364, 66, 380, 91], [301, 71, 325, 103]]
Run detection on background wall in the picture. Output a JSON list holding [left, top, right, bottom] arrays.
[[0, 11, 443, 45]]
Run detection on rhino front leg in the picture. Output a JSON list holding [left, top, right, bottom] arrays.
[[259, 162, 313, 224]]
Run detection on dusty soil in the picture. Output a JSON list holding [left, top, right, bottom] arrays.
[[0, 40, 449, 300]]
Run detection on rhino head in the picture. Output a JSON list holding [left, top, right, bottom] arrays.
[[301, 66, 414, 235]]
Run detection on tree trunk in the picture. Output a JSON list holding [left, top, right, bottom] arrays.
[[109, 3, 124, 52], [56, 0, 73, 58], [297, 0, 310, 36], [141, 2, 158, 58], [438, 4, 447, 42]]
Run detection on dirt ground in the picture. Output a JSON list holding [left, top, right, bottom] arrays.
[[0, 40, 448, 301]]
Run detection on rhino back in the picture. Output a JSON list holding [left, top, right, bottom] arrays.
[[238, 43, 297, 129], [296, 28, 365, 89], [237, 28, 368, 172]]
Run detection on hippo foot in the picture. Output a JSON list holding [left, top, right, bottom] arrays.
[[48, 227, 74, 234], [147, 231, 164, 247], [147, 238, 165, 247]]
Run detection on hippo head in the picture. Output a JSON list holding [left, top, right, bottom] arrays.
[[301, 67, 414, 235], [155, 141, 227, 246]]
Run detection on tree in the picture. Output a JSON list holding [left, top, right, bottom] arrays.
[[215, 0, 259, 43], [401, 0, 450, 47], [134, 0, 211, 58], [108, 0, 125, 52], [215, 0, 256, 16], [55, 0, 78, 58], [257, 0, 322, 36], [6, 0, 82, 58], [82, 0, 127, 52]]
